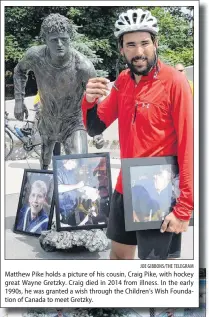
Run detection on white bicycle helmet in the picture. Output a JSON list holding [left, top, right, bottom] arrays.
[[114, 9, 159, 38]]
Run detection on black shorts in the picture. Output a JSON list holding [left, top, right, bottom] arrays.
[[106, 190, 181, 260]]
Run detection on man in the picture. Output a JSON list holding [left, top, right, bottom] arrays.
[[82, 9, 193, 259], [132, 166, 175, 222], [13, 13, 96, 169], [16, 180, 49, 234], [175, 63, 193, 94]]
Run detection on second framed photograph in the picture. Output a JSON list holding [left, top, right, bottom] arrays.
[[53, 153, 112, 231], [122, 156, 193, 231]]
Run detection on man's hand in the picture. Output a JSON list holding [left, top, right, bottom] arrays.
[[86, 78, 110, 103], [160, 212, 190, 234], [14, 100, 28, 121]]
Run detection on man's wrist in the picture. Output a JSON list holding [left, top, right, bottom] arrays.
[[83, 94, 97, 109], [85, 94, 96, 103], [172, 209, 191, 221]]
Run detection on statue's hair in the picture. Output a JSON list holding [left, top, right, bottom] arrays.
[[40, 13, 73, 39]]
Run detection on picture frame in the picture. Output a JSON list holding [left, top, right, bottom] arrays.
[[13, 169, 54, 237], [121, 156, 194, 231], [53, 152, 112, 231]]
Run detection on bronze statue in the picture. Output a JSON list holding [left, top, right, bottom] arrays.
[[13, 13, 97, 169]]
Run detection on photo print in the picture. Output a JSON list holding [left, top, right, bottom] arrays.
[[122, 156, 193, 231], [53, 153, 112, 231], [14, 169, 54, 236]]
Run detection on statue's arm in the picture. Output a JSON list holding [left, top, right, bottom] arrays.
[[82, 59, 97, 85], [13, 49, 33, 101], [13, 49, 33, 120]]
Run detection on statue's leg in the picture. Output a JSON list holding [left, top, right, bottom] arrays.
[[40, 137, 56, 169], [63, 130, 88, 154], [53, 142, 61, 156]]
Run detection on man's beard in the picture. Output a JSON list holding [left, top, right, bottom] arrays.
[[124, 53, 157, 76]]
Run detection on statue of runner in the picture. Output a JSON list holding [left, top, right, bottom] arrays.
[[13, 13, 98, 169]]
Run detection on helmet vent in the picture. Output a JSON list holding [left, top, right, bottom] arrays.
[[124, 15, 130, 23], [114, 9, 159, 38], [133, 12, 138, 23], [140, 14, 146, 23]]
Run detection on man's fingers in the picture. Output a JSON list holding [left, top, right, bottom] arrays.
[[87, 82, 109, 89], [160, 212, 190, 234], [89, 77, 110, 84], [86, 84, 109, 96], [160, 217, 170, 233], [86, 88, 108, 96], [182, 222, 189, 232], [87, 78, 110, 93], [166, 225, 175, 233], [85, 78, 110, 103], [86, 93, 105, 100]]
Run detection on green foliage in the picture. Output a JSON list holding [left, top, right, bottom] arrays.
[[5, 6, 108, 95], [5, 34, 24, 61], [71, 33, 109, 77], [65, 6, 134, 79], [5, 6, 194, 96], [159, 47, 193, 67], [140, 7, 193, 66]]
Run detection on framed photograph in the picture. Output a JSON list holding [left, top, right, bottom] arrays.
[[14, 169, 54, 236], [121, 156, 193, 231], [53, 153, 112, 231]]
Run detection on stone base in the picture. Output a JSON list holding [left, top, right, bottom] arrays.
[[39, 227, 109, 253]]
